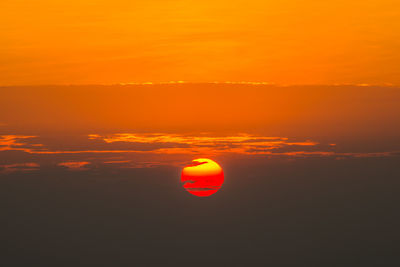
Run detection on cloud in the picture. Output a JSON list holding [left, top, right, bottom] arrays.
[[104, 160, 168, 168], [0, 135, 41, 153], [0, 134, 398, 173], [58, 161, 90, 171], [88, 133, 318, 154], [1, 134, 318, 155], [0, 163, 40, 174]]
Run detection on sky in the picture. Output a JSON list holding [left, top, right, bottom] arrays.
[[1, 0, 400, 85], [1, 84, 399, 137], [1, 84, 399, 173], [1, 1, 400, 265]]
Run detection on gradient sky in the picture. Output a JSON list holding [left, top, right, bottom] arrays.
[[1, 0, 400, 85], [1, 2, 400, 264], [1, 84, 399, 137], [1, 84, 399, 173]]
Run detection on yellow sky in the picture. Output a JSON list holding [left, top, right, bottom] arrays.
[[1, 0, 399, 85]]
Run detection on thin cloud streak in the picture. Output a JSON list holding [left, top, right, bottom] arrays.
[[57, 161, 90, 171], [0, 163, 40, 174], [0, 134, 398, 160]]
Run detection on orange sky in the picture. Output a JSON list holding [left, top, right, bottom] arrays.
[[1, 84, 399, 138], [1, 0, 400, 85]]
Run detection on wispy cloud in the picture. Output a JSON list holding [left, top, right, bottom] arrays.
[[0, 163, 40, 174], [57, 161, 90, 171], [0, 134, 398, 173], [0, 135, 38, 152], [89, 133, 318, 155], [103, 160, 169, 168]]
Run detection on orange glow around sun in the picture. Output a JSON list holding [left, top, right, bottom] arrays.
[[181, 159, 224, 197]]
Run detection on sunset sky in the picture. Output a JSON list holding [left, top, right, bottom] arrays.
[[1, 0, 400, 85], [1, 1, 399, 266]]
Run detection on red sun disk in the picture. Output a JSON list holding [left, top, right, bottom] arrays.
[[181, 159, 224, 197], [182, 172, 224, 196]]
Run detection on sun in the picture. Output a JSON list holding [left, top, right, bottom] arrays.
[[181, 158, 224, 197]]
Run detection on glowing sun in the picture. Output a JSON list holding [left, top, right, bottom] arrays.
[[181, 158, 224, 197]]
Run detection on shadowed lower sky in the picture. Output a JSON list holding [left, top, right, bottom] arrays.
[[0, 87, 399, 267], [1, 0, 400, 85]]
